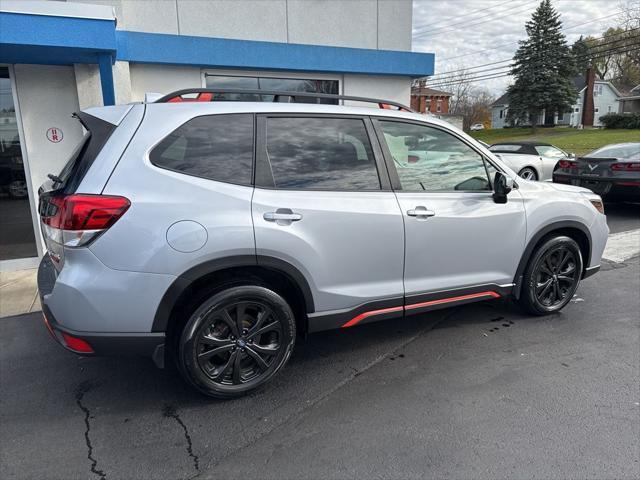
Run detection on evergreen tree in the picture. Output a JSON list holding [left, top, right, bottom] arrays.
[[571, 36, 591, 76], [506, 0, 577, 128]]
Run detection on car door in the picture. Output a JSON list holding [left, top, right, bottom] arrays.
[[373, 118, 527, 308], [252, 114, 405, 331], [535, 145, 569, 180]]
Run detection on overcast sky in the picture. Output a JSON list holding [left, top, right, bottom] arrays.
[[412, 0, 628, 95]]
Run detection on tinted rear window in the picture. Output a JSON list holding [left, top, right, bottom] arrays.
[[265, 117, 380, 190], [150, 114, 254, 185], [56, 112, 115, 193]]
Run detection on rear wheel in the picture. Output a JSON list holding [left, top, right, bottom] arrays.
[[519, 236, 583, 315], [518, 167, 538, 181], [178, 285, 296, 398]]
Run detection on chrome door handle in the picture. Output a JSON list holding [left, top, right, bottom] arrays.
[[264, 208, 303, 225], [407, 206, 435, 218]]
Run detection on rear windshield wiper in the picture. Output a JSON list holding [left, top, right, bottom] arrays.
[[47, 173, 63, 184]]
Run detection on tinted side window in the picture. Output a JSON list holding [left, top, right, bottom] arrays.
[[265, 117, 380, 190], [150, 114, 253, 185], [379, 120, 492, 191]]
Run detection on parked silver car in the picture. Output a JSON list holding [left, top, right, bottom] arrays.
[[38, 90, 608, 398], [489, 141, 571, 181]]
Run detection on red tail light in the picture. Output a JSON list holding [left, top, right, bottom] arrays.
[[558, 160, 578, 169], [40, 194, 130, 247], [61, 332, 94, 353], [611, 162, 640, 171]]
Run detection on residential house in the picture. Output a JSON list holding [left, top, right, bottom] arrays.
[[491, 73, 623, 128], [619, 84, 640, 113], [410, 84, 452, 114]]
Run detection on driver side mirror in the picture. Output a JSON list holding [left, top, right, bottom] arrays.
[[493, 171, 514, 204], [568, 152, 576, 159]]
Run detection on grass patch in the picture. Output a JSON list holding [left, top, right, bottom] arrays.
[[470, 127, 640, 156]]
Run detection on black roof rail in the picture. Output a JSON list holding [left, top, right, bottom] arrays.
[[153, 88, 413, 112]]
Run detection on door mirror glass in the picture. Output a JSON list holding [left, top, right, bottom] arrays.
[[493, 171, 513, 204]]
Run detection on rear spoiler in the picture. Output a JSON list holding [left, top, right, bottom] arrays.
[[81, 104, 134, 126]]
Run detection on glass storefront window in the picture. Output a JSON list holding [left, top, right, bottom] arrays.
[[205, 74, 339, 104], [0, 67, 38, 261]]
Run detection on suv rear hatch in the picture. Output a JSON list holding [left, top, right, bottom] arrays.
[[38, 110, 130, 270]]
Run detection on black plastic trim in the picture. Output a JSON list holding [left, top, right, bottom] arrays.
[[512, 220, 593, 299], [152, 255, 315, 332], [582, 265, 600, 279], [404, 283, 512, 316], [308, 283, 509, 333], [307, 297, 404, 333], [42, 304, 165, 358]]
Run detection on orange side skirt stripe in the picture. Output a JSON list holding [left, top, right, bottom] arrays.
[[341, 291, 501, 328]]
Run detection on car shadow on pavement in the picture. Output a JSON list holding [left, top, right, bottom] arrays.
[[43, 299, 533, 409]]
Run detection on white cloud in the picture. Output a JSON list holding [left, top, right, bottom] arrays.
[[412, 0, 623, 95]]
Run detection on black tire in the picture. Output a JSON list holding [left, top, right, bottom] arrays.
[[519, 235, 583, 315], [518, 167, 538, 181], [178, 285, 296, 398]]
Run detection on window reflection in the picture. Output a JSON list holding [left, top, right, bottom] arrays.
[[206, 75, 339, 104], [380, 121, 491, 192], [266, 117, 380, 190]]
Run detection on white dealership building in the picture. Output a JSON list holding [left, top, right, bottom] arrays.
[[0, 0, 433, 271]]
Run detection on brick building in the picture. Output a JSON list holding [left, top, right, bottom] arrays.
[[410, 85, 452, 114]]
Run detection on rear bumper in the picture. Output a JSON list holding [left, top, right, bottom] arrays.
[[553, 174, 640, 199], [38, 254, 166, 365]]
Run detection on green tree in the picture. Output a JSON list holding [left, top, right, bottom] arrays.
[[571, 36, 591, 76], [507, 0, 577, 129]]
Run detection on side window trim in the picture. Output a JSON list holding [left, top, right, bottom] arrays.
[[254, 113, 392, 191], [370, 116, 504, 193]]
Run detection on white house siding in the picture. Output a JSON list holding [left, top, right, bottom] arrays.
[[570, 82, 620, 127], [491, 106, 508, 129]]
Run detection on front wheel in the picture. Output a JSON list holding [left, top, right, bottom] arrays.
[[178, 285, 296, 398], [518, 167, 538, 181], [519, 236, 583, 315]]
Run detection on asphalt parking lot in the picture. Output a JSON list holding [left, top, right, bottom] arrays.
[[1, 204, 638, 480]]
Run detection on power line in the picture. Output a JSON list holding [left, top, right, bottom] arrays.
[[426, 46, 640, 89], [433, 9, 629, 62], [413, 2, 538, 38], [427, 29, 640, 83], [412, 0, 515, 34], [412, 0, 535, 37]]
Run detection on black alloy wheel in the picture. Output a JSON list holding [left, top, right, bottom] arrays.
[[179, 286, 296, 398], [520, 235, 583, 315]]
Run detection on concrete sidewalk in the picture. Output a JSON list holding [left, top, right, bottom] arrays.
[[0, 268, 40, 318]]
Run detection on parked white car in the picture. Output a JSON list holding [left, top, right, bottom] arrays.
[[489, 141, 571, 181], [470, 123, 485, 131]]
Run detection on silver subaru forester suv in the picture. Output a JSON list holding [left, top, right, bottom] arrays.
[[38, 89, 608, 398]]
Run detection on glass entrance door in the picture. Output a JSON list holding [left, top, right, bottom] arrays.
[[0, 67, 38, 261]]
